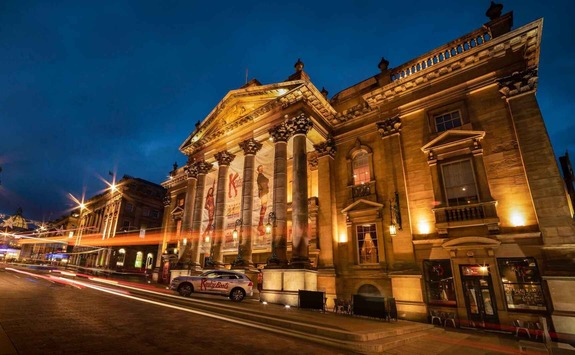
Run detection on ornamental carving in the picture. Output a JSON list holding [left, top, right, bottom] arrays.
[[376, 116, 402, 138], [285, 113, 312, 136], [194, 161, 213, 175], [269, 123, 291, 143], [238, 138, 263, 156], [214, 150, 236, 166], [498, 68, 538, 98], [314, 135, 337, 159], [184, 164, 199, 179], [308, 155, 318, 170], [163, 194, 171, 207]]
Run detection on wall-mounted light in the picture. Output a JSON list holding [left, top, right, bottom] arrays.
[[232, 219, 242, 240], [418, 221, 430, 235], [510, 211, 525, 227], [338, 232, 348, 244], [265, 212, 276, 235], [389, 191, 402, 236], [183, 238, 187, 246]]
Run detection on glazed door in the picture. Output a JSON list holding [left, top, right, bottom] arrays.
[[460, 266, 499, 328]]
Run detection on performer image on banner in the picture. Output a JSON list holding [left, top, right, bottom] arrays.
[[256, 164, 269, 236], [202, 182, 215, 240]]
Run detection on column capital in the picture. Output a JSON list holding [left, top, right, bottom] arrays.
[[498, 68, 538, 99], [269, 123, 291, 143], [286, 113, 313, 136], [238, 138, 263, 156], [376, 116, 402, 138], [313, 135, 337, 159], [214, 150, 236, 166], [184, 164, 199, 180], [194, 160, 213, 175]]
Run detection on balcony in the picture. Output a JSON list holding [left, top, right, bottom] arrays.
[[349, 181, 377, 203], [433, 201, 499, 235]]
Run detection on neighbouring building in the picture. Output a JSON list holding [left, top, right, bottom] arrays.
[[20, 175, 166, 273], [161, 4, 575, 343]]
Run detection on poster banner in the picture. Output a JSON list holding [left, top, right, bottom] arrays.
[[224, 157, 243, 249], [252, 141, 274, 248], [200, 170, 217, 254]]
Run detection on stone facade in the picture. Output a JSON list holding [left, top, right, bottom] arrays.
[[161, 7, 575, 343]]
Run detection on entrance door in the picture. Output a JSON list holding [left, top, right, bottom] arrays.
[[460, 265, 499, 328]]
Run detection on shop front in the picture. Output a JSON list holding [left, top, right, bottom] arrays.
[[420, 237, 548, 331]]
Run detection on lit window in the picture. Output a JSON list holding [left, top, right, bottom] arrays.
[[434, 110, 462, 132], [441, 160, 479, 206], [356, 224, 378, 264], [423, 260, 456, 306], [135, 251, 143, 268], [116, 248, 126, 267], [352, 150, 370, 185]]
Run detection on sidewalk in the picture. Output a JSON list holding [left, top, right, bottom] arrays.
[[0, 264, 562, 354]]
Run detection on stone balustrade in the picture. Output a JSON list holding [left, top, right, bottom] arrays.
[[390, 28, 492, 82]]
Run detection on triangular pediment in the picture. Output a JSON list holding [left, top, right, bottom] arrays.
[[180, 81, 305, 153], [171, 206, 184, 217], [421, 130, 485, 153], [342, 199, 384, 213]]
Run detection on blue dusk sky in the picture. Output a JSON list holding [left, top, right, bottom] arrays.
[[0, 0, 573, 221]]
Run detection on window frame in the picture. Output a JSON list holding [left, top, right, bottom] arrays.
[[423, 259, 457, 307], [497, 257, 547, 312], [352, 150, 371, 186], [355, 223, 379, 265], [434, 110, 463, 133], [440, 158, 480, 206]]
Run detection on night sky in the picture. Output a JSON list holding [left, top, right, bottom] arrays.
[[1, 0, 573, 221]]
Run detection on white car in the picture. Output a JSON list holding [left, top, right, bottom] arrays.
[[169, 270, 253, 302]]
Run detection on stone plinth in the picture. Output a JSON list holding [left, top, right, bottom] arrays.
[[390, 275, 427, 322], [545, 276, 575, 344], [259, 269, 318, 306]]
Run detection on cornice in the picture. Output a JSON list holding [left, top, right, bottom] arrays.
[[361, 18, 542, 108]]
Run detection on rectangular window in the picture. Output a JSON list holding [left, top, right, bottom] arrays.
[[356, 224, 378, 264], [142, 207, 150, 217], [434, 110, 462, 132], [125, 203, 134, 213], [424, 260, 457, 306], [151, 210, 160, 219], [498, 258, 546, 311], [441, 160, 479, 206], [122, 220, 130, 231]]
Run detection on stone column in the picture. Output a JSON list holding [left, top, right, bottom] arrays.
[[189, 161, 213, 269], [155, 193, 173, 268], [178, 164, 198, 268], [208, 150, 235, 267], [234, 138, 263, 268], [313, 136, 337, 268], [266, 123, 292, 268], [286, 113, 313, 268]]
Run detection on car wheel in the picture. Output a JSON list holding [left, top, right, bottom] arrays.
[[230, 287, 246, 302], [178, 283, 194, 297]]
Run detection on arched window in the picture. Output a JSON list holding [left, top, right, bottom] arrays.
[[352, 150, 370, 185], [146, 253, 154, 270], [357, 284, 381, 296]]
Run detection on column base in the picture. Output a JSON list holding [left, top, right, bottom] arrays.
[[289, 256, 312, 269], [259, 268, 318, 307], [265, 256, 289, 269], [231, 259, 254, 269]]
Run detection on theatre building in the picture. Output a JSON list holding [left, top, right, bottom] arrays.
[[160, 5, 575, 342]]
